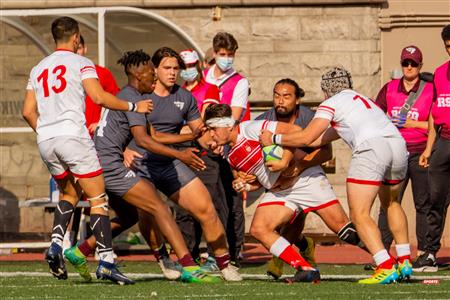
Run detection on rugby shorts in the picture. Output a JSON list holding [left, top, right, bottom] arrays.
[[138, 158, 196, 198], [102, 162, 140, 198], [38, 136, 102, 179], [257, 166, 339, 216], [347, 137, 408, 186]]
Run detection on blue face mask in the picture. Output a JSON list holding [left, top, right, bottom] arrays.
[[216, 56, 234, 71], [180, 67, 198, 82]]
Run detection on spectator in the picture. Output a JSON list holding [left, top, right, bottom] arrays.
[[375, 45, 433, 258], [414, 24, 450, 272]]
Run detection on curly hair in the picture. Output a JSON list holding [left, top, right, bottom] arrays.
[[117, 49, 151, 75]]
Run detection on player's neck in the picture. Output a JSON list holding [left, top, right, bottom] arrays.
[[55, 42, 74, 53], [153, 82, 171, 97], [213, 64, 225, 78], [229, 128, 239, 147], [185, 80, 199, 91]]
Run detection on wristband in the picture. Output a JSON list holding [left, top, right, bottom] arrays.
[[128, 102, 133, 112], [272, 134, 277, 144], [274, 134, 282, 145]]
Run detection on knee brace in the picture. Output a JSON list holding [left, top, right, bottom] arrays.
[[87, 193, 109, 212], [337, 222, 361, 246]]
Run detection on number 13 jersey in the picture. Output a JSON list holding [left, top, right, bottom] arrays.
[[314, 89, 401, 151], [26, 49, 98, 143]]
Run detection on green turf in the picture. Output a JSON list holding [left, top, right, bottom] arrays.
[[1, 261, 449, 299]]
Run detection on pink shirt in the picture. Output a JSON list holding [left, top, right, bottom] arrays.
[[432, 61, 450, 140]]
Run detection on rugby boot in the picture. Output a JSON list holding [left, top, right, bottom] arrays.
[[157, 256, 182, 280], [45, 243, 68, 280], [64, 245, 92, 282], [180, 266, 221, 283], [200, 256, 221, 275], [285, 268, 320, 284], [398, 259, 413, 281], [96, 260, 135, 285], [358, 266, 399, 284]]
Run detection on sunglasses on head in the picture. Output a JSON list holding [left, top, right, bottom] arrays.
[[401, 60, 419, 68]]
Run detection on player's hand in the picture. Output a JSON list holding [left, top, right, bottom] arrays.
[[88, 122, 98, 135], [123, 148, 143, 170], [232, 178, 251, 193], [419, 149, 431, 168], [191, 124, 207, 139], [179, 148, 206, 171], [259, 129, 274, 147], [135, 99, 153, 113], [237, 171, 257, 183], [265, 159, 288, 172], [390, 114, 407, 128]]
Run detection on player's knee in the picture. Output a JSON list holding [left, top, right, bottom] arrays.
[[338, 222, 361, 246], [87, 192, 109, 212], [250, 222, 267, 240]]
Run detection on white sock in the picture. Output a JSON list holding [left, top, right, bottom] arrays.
[[99, 250, 115, 263], [373, 249, 391, 266], [395, 244, 411, 258], [269, 237, 290, 257]]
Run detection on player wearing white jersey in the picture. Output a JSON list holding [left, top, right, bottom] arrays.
[[205, 104, 368, 283], [260, 67, 412, 284], [22, 17, 151, 285]]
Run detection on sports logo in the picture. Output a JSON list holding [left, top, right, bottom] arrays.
[[405, 47, 416, 54], [174, 101, 185, 110], [124, 170, 136, 178]]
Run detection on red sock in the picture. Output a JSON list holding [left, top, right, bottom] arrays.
[[178, 254, 197, 267], [216, 253, 230, 270], [279, 245, 313, 270], [78, 240, 95, 257], [379, 256, 396, 269], [153, 243, 168, 261], [397, 255, 411, 264]]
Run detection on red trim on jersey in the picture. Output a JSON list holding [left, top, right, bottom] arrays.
[[261, 120, 269, 130], [382, 179, 404, 186], [257, 201, 286, 208], [346, 178, 382, 186], [319, 105, 335, 112], [302, 199, 339, 214], [55, 48, 74, 53], [53, 170, 69, 180], [72, 168, 103, 179], [80, 66, 96, 72]]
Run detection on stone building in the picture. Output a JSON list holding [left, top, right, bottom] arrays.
[[1, 0, 449, 247]]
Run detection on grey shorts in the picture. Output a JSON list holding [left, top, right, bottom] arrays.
[[138, 159, 196, 198], [103, 163, 140, 198]]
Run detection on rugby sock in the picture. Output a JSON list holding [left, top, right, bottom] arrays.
[[270, 237, 313, 271], [216, 253, 231, 270], [51, 200, 74, 248], [78, 240, 95, 257], [178, 254, 197, 267], [153, 243, 169, 261], [90, 214, 114, 264], [373, 249, 395, 269], [395, 244, 411, 263]]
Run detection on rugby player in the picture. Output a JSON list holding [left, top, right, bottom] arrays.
[[204, 103, 367, 283], [22, 16, 151, 284], [260, 67, 412, 284], [64, 50, 217, 283]]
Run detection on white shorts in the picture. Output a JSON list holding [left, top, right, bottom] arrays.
[[38, 136, 103, 179], [347, 137, 408, 186], [257, 166, 339, 216]]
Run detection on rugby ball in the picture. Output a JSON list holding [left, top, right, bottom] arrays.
[[262, 145, 284, 162]]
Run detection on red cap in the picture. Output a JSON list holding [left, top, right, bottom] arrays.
[[401, 45, 423, 64]]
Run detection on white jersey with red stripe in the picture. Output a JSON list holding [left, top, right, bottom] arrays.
[[314, 89, 401, 151], [225, 120, 280, 189], [26, 49, 98, 143]]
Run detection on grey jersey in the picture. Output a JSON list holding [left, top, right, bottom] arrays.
[[94, 85, 146, 171], [256, 105, 316, 153], [138, 84, 201, 163]]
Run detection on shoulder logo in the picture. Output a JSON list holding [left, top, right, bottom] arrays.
[[174, 101, 185, 110]]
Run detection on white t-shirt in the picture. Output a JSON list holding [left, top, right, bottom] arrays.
[[225, 120, 280, 189], [27, 49, 98, 143], [204, 64, 249, 108], [314, 89, 401, 151]]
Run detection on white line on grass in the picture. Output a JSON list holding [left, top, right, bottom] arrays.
[[1, 272, 450, 280]]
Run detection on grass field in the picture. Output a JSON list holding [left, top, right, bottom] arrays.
[[1, 261, 450, 299]]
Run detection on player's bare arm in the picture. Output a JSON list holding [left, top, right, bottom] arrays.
[[131, 125, 206, 171], [260, 118, 331, 148], [149, 124, 198, 145], [83, 78, 152, 113], [22, 89, 39, 132]]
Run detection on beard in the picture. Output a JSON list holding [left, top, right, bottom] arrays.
[[275, 106, 295, 118]]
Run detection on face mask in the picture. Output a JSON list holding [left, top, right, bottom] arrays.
[[216, 56, 234, 71], [180, 67, 198, 82]]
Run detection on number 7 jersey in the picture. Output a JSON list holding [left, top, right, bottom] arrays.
[[26, 49, 98, 143], [314, 89, 401, 151]]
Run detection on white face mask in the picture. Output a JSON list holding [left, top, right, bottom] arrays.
[[216, 56, 234, 71], [180, 67, 199, 82]]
